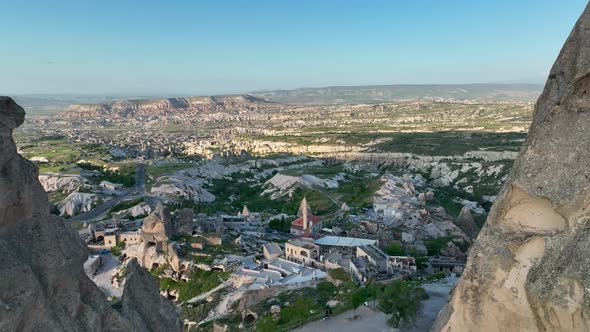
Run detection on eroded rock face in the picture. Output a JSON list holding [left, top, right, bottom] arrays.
[[123, 204, 185, 272], [433, 4, 590, 331], [455, 206, 478, 238], [174, 208, 194, 235], [141, 204, 175, 243], [121, 259, 183, 331], [0, 97, 182, 332]]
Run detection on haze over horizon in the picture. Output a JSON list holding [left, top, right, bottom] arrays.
[[1, 0, 587, 95]]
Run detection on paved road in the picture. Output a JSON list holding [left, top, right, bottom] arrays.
[[70, 163, 145, 222]]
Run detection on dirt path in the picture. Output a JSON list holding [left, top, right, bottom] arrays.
[[293, 306, 393, 332], [186, 280, 229, 303]]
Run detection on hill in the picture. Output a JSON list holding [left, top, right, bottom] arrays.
[[60, 95, 276, 118], [250, 83, 543, 105]]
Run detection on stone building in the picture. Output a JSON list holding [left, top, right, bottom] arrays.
[[426, 256, 465, 275], [104, 229, 142, 249], [285, 239, 320, 266], [356, 244, 389, 273]]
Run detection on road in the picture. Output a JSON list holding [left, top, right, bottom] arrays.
[[70, 163, 145, 222]]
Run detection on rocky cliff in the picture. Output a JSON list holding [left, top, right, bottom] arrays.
[[61, 94, 276, 119], [434, 4, 590, 331], [0, 97, 182, 331]]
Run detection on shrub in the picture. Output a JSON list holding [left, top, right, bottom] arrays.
[[328, 268, 352, 282], [383, 242, 405, 256], [351, 284, 378, 309], [425, 236, 454, 256], [110, 241, 125, 256]]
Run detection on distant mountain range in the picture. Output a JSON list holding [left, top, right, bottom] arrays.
[[59, 95, 275, 119], [11, 83, 543, 117], [250, 83, 543, 104], [11, 95, 125, 116]]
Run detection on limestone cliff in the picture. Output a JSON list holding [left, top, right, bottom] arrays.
[[0, 97, 182, 332], [433, 4, 590, 331]]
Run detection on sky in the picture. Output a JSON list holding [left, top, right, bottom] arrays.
[[0, 0, 588, 95]]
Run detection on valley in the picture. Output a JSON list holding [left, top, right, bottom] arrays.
[[13, 87, 534, 331]]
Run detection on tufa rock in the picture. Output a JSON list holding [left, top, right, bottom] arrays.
[[455, 206, 478, 238], [123, 204, 185, 272], [0, 97, 182, 332], [174, 208, 194, 235], [121, 259, 183, 331], [434, 4, 590, 331], [141, 203, 175, 243]]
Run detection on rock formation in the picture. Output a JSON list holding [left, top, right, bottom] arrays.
[[38, 173, 90, 192], [142, 204, 175, 243], [455, 206, 478, 238], [434, 4, 590, 331], [121, 259, 183, 331], [0, 97, 182, 331], [174, 208, 194, 235], [123, 204, 186, 273], [57, 192, 97, 217]]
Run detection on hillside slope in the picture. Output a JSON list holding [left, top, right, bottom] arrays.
[[250, 83, 542, 105], [61, 94, 277, 118]]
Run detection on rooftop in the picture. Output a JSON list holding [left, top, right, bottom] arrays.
[[315, 236, 377, 247], [291, 214, 321, 229], [287, 239, 318, 250], [359, 244, 389, 261], [263, 242, 283, 255]]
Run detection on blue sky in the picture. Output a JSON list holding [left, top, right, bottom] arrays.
[[0, 0, 587, 95]]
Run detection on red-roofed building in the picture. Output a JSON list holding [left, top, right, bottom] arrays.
[[290, 197, 323, 237]]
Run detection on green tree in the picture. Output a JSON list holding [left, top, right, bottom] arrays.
[[351, 284, 378, 309], [378, 280, 426, 328], [383, 242, 405, 256], [268, 216, 291, 232]]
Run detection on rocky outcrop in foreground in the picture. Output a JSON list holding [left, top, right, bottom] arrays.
[[0, 97, 182, 331], [434, 4, 590, 331]]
